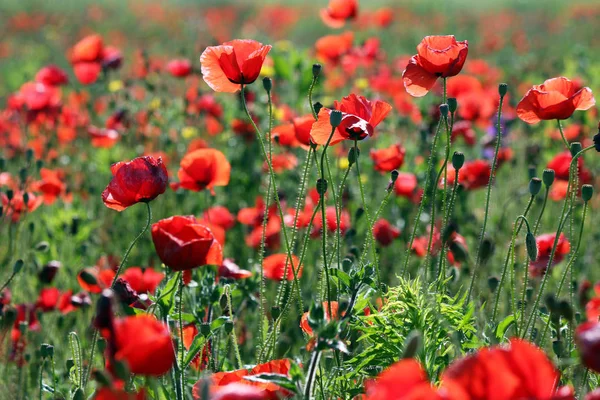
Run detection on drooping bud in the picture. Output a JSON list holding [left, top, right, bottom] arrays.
[[479, 238, 495, 265], [348, 147, 359, 165], [525, 232, 538, 262], [330, 110, 343, 128], [498, 83, 508, 97], [390, 169, 399, 185], [543, 169, 555, 187], [529, 178, 542, 196], [314, 102, 323, 115], [39, 261, 61, 284]]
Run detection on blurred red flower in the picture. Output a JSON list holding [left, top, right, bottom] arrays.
[[372, 218, 400, 247], [576, 321, 600, 373], [370, 143, 406, 173], [529, 233, 571, 277], [320, 0, 358, 28], [121, 267, 164, 294], [175, 148, 231, 194], [300, 301, 339, 336], [263, 254, 302, 281], [166, 58, 192, 78]]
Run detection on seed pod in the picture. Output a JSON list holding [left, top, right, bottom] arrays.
[[525, 232, 538, 262], [312, 63, 322, 78], [447, 98, 458, 113], [582, 184, 593, 202], [348, 147, 359, 165], [452, 152, 465, 170], [529, 178, 542, 196], [316, 178, 328, 196], [570, 142, 582, 157], [314, 102, 323, 115], [542, 169, 555, 187], [439, 104, 449, 119], [498, 83, 508, 97], [13, 259, 24, 274], [330, 110, 343, 127], [262, 77, 272, 93]]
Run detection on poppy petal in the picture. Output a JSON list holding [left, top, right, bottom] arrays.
[[403, 56, 438, 97]]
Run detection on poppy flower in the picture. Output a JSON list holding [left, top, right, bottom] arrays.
[[292, 115, 314, 147], [364, 359, 439, 400], [209, 383, 268, 400], [107, 315, 175, 376], [151, 215, 223, 271], [393, 172, 422, 203], [577, 321, 600, 373], [403, 35, 469, 97], [310, 94, 392, 146], [516, 77, 595, 124], [102, 156, 168, 211], [529, 233, 571, 277], [263, 153, 298, 173], [89, 126, 120, 148], [94, 387, 146, 400], [263, 254, 302, 281], [370, 144, 406, 173], [204, 206, 236, 230], [14, 81, 61, 112], [445, 160, 491, 190], [219, 259, 252, 280], [35, 65, 69, 86], [372, 7, 394, 28], [372, 218, 400, 247], [238, 197, 272, 227], [70, 35, 121, 85], [175, 149, 231, 194], [300, 301, 339, 336], [272, 116, 313, 149], [166, 58, 192, 78], [320, 0, 358, 28], [311, 207, 350, 238], [315, 31, 354, 65], [33, 168, 66, 204], [193, 359, 293, 400], [200, 39, 272, 93], [1, 190, 42, 222], [547, 151, 592, 182], [121, 267, 164, 294]]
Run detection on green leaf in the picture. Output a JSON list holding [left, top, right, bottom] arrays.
[[496, 315, 516, 340], [68, 332, 83, 388], [210, 316, 230, 330], [243, 373, 298, 393], [331, 269, 351, 288], [157, 273, 179, 314], [183, 335, 206, 369]]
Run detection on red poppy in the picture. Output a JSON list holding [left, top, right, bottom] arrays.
[[517, 77, 595, 124], [193, 360, 292, 400], [209, 383, 267, 400], [246, 216, 281, 250], [372, 219, 400, 247], [70, 35, 121, 85], [238, 197, 272, 227], [204, 206, 236, 230], [1, 190, 42, 222], [175, 149, 231, 194], [121, 267, 164, 294], [263, 254, 302, 281], [370, 144, 406, 173], [315, 31, 354, 65], [35, 65, 69, 86], [529, 233, 571, 277], [89, 127, 120, 148], [576, 321, 600, 374], [272, 116, 313, 149], [547, 151, 592, 182], [107, 315, 175, 376], [151, 215, 223, 271], [101, 156, 167, 211], [94, 387, 146, 400], [364, 359, 439, 400], [33, 168, 66, 204], [310, 94, 392, 146], [451, 120, 477, 146], [14, 81, 61, 112], [200, 39, 272, 93], [311, 207, 350, 238], [372, 7, 394, 28], [263, 153, 298, 173], [403, 35, 469, 97], [300, 301, 339, 336], [219, 259, 252, 280], [166, 58, 192, 78], [292, 115, 314, 147], [393, 172, 422, 203], [320, 0, 358, 28], [445, 160, 491, 190]]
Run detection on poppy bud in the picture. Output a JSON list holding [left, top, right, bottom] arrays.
[[6, 189, 13, 201], [200, 322, 211, 337], [447, 98, 458, 113], [271, 306, 281, 320], [36, 159, 44, 170], [558, 300, 573, 321], [582, 184, 594, 202], [0, 158, 5, 170], [570, 142, 582, 157], [35, 241, 49, 252], [2, 308, 17, 329], [308, 303, 325, 331], [316, 178, 328, 196], [529, 178, 542, 196], [224, 320, 234, 334], [312, 63, 322, 78], [262, 77, 272, 93], [26, 148, 34, 163], [19, 167, 27, 183], [593, 131, 600, 152], [314, 102, 323, 115], [479, 238, 495, 265], [39, 261, 61, 284], [330, 110, 343, 128], [388, 170, 399, 191], [79, 269, 98, 286], [402, 330, 422, 359], [498, 83, 508, 97], [341, 258, 353, 272], [449, 240, 468, 263], [542, 169, 555, 187], [487, 276, 499, 293], [525, 232, 538, 262], [22, 192, 29, 206], [348, 147, 359, 165], [13, 259, 24, 274], [442, 221, 457, 244], [94, 290, 114, 330], [552, 339, 564, 358], [452, 152, 465, 170], [439, 104, 449, 119], [544, 294, 557, 313]]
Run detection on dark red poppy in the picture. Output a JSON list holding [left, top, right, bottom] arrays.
[[310, 94, 392, 145], [106, 315, 175, 376], [121, 267, 164, 294], [94, 387, 146, 400], [35, 65, 69, 86], [175, 149, 231, 194], [576, 321, 600, 374], [370, 144, 406, 173], [311, 207, 350, 238], [445, 160, 491, 190], [372, 218, 400, 247], [209, 383, 267, 400], [320, 0, 358, 28], [403, 35, 469, 97], [200, 39, 272, 93], [517, 77, 595, 124], [151, 215, 223, 271], [218, 259, 252, 280], [166, 58, 192, 78], [300, 301, 339, 336], [204, 206, 236, 230], [263, 254, 302, 282], [451, 120, 477, 146], [529, 233, 571, 277]]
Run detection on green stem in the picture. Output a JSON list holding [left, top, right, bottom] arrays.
[[556, 120, 570, 150], [533, 187, 549, 235], [225, 285, 243, 369], [304, 350, 322, 400], [177, 272, 185, 400], [437, 169, 460, 284]]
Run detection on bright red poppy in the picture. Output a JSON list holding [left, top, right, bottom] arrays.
[[393, 172, 421, 203], [263, 153, 298, 173], [364, 359, 439, 400], [175, 148, 231, 194], [204, 206, 236, 230], [70, 34, 122, 84], [94, 387, 146, 400], [151, 215, 223, 271], [33, 168, 67, 204], [517, 77, 595, 124], [300, 301, 339, 336], [403, 35, 468, 97], [219, 259, 253, 280], [372, 218, 401, 247], [200, 39, 272, 93], [311, 207, 350, 238], [1, 190, 42, 222], [101, 156, 168, 211], [370, 144, 406, 173], [35, 65, 69, 86], [445, 160, 491, 190], [315, 31, 354, 65], [320, 0, 358, 28], [529, 233, 571, 277], [263, 254, 303, 281], [121, 267, 164, 294], [166, 58, 192, 78], [310, 94, 392, 145]]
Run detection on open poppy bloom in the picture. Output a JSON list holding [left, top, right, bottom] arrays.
[[33, 168, 67, 204], [320, 0, 358, 28], [263, 254, 302, 281], [94, 387, 146, 400], [310, 94, 392, 145], [576, 321, 600, 373], [35, 65, 69, 86], [300, 301, 340, 336], [445, 159, 491, 190], [166, 58, 192, 78], [529, 233, 571, 277], [204, 206, 236, 230], [372, 218, 401, 247], [121, 267, 164, 294], [175, 148, 231, 194], [151, 215, 223, 271], [200, 39, 272, 93], [311, 207, 351, 238], [516, 77, 595, 124], [70, 34, 122, 84], [105, 315, 175, 376], [403, 35, 469, 97], [370, 143, 406, 173], [102, 156, 168, 211], [315, 31, 354, 65], [393, 172, 421, 203]]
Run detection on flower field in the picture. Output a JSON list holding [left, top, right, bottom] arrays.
[[2, 0, 600, 398]]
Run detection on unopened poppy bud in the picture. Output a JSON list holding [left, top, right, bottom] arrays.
[[35, 241, 49, 252], [12, 259, 24, 274], [355, 207, 364, 221], [529, 178, 542, 196], [262, 77, 272, 93], [558, 300, 573, 321], [2, 308, 17, 329], [94, 290, 114, 330], [40, 343, 51, 358], [200, 322, 211, 337], [316, 178, 328, 196], [97, 338, 106, 354], [224, 320, 234, 334], [402, 330, 422, 359], [542, 169, 555, 187], [525, 232, 538, 262], [19, 321, 27, 334], [312, 63, 322, 78], [582, 184, 593, 202], [447, 98, 458, 113], [498, 83, 508, 97], [308, 303, 325, 330], [0, 158, 5, 170], [6, 189, 13, 201], [342, 258, 353, 272], [79, 270, 98, 286], [593, 130, 600, 152], [330, 110, 343, 128], [0, 205, 3, 218], [552, 339, 564, 358], [19, 167, 27, 182], [488, 276, 499, 293], [452, 151, 465, 170], [36, 159, 43, 170], [348, 147, 359, 165], [449, 240, 468, 263], [23, 192, 29, 205], [314, 102, 323, 115], [570, 142, 582, 157], [439, 104, 449, 119], [479, 238, 495, 265], [26, 148, 34, 163]]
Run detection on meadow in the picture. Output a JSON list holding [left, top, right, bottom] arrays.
[[1, 0, 600, 399]]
